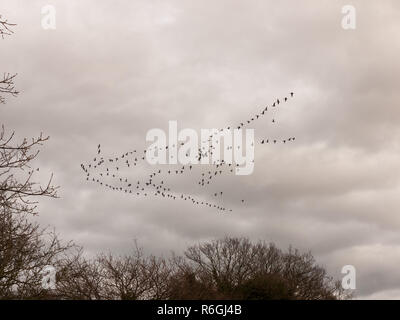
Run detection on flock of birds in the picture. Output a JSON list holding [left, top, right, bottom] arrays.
[[81, 92, 296, 213]]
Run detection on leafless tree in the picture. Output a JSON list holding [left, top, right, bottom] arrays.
[[54, 250, 106, 300], [177, 237, 349, 300], [0, 15, 75, 299], [0, 15, 15, 38], [0, 15, 57, 216], [0, 127, 58, 216], [0, 208, 74, 299], [55, 244, 172, 300], [51, 238, 350, 300], [0, 107, 74, 299], [0, 73, 18, 104], [0, 15, 17, 104]]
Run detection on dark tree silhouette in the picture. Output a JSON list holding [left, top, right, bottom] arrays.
[[0, 15, 15, 38], [0, 127, 58, 216], [51, 238, 349, 300], [0, 210, 74, 299], [168, 237, 348, 300], [55, 244, 172, 300], [0, 73, 18, 104], [0, 15, 74, 299], [0, 15, 17, 104]]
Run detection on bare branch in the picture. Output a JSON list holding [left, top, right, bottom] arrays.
[[0, 15, 15, 38]]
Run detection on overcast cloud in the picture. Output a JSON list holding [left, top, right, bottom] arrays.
[[1, 0, 400, 299]]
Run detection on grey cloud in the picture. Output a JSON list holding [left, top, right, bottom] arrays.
[[2, 0, 400, 298]]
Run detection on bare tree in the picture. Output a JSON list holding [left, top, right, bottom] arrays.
[[0, 102, 74, 299], [0, 15, 57, 216], [51, 238, 350, 300], [54, 250, 106, 300], [0, 15, 17, 104], [0, 127, 58, 216], [0, 15, 75, 299], [178, 237, 349, 300], [0, 73, 18, 104], [55, 244, 172, 300], [0, 209, 74, 299], [0, 15, 15, 38]]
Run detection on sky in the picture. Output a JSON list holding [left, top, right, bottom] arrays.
[[1, 0, 400, 299]]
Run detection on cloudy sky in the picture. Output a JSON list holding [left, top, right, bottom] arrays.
[[1, 0, 400, 299]]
